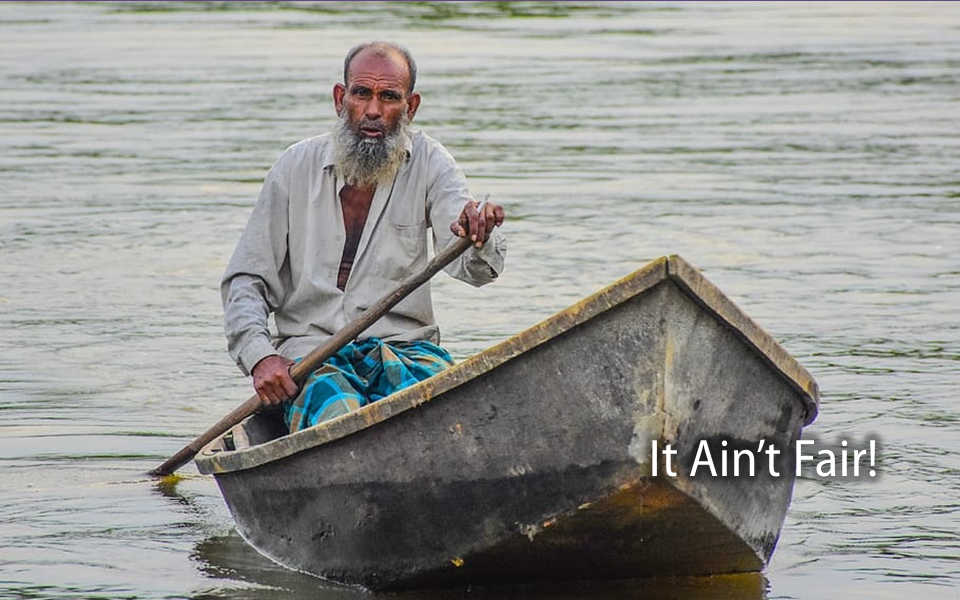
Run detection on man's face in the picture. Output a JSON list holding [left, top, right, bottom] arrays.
[[334, 49, 420, 139]]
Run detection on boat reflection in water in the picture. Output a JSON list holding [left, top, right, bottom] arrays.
[[192, 530, 766, 600]]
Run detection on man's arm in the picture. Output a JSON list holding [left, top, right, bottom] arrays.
[[221, 164, 300, 404], [425, 142, 506, 286], [222, 273, 280, 376], [223, 273, 299, 405]]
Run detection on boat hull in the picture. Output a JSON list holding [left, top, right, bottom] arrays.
[[197, 255, 818, 590]]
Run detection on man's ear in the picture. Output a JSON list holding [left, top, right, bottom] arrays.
[[333, 83, 346, 116], [406, 92, 421, 122]]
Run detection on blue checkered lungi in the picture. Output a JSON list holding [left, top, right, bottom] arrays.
[[282, 338, 454, 433]]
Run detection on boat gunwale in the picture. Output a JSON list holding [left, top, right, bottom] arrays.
[[195, 255, 819, 475]]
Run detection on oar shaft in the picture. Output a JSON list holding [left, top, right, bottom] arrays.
[[150, 395, 261, 477], [291, 236, 473, 381], [150, 236, 473, 477]]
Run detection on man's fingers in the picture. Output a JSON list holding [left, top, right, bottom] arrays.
[[255, 372, 297, 405], [452, 200, 503, 245], [467, 204, 480, 242], [475, 203, 487, 245], [492, 205, 505, 228], [466, 200, 489, 246], [257, 389, 278, 406], [257, 382, 279, 405], [269, 375, 298, 404], [281, 376, 300, 400], [253, 357, 298, 405]]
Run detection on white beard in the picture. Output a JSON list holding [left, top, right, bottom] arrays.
[[333, 113, 409, 189]]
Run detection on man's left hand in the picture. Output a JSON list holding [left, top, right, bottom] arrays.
[[451, 198, 505, 248]]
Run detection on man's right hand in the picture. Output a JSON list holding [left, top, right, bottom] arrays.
[[251, 355, 299, 406], [451, 198, 505, 248]]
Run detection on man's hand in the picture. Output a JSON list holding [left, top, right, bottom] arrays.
[[451, 198, 505, 248], [251, 355, 299, 406]]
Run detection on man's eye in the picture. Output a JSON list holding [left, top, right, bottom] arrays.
[[382, 91, 401, 101], [351, 88, 372, 99]]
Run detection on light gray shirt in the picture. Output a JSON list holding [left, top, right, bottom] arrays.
[[221, 129, 506, 375]]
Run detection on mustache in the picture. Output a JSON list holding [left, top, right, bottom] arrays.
[[356, 119, 387, 135]]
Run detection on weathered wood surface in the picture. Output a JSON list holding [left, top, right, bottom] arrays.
[[195, 255, 819, 590]]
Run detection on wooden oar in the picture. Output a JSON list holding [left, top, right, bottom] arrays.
[[149, 235, 474, 477]]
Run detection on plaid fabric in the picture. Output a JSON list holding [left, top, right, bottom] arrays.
[[283, 338, 454, 433]]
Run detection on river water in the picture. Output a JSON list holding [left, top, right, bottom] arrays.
[[1, 2, 958, 599]]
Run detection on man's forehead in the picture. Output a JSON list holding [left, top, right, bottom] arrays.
[[347, 48, 410, 87]]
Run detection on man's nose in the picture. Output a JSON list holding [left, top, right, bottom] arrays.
[[364, 97, 381, 120]]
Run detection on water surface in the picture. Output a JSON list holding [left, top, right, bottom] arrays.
[[1, 2, 958, 599]]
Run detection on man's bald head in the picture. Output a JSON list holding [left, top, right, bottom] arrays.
[[343, 41, 417, 94]]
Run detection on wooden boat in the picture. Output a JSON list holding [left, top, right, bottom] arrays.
[[195, 255, 819, 591]]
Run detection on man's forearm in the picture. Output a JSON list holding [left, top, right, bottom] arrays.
[[223, 274, 277, 375]]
